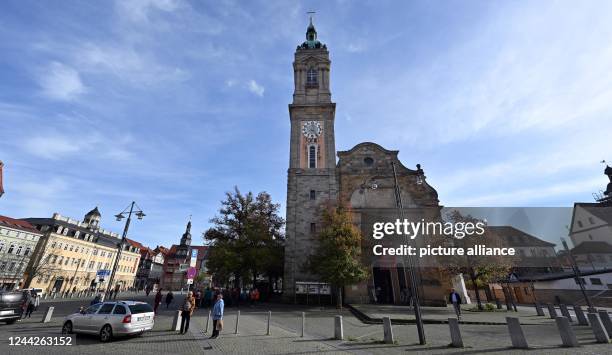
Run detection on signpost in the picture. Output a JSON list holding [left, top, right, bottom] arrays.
[[186, 249, 198, 292], [190, 249, 198, 267]]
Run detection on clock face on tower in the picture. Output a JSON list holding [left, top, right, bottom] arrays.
[[302, 121, 322, 138]]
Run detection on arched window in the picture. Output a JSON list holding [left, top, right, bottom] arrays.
[[307, 68, 318, 86], [308, 145, 317, 168]]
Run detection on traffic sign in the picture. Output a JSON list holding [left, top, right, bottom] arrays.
[[187, 266, 197, 279]]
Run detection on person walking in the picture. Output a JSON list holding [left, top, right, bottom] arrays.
[[204, 288, 211, 308], [21, 291, 33, 319], [180, 291, 195, 334], [195, 290, 202, 308], [449, 288, 462, 319], [166, 290, 174, 308], [91, 293, 102, 305], [154, 289, 163, 314], [210, 293, 224, 339]]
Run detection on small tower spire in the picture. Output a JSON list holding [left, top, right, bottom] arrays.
[[299, 11, 325, 50]]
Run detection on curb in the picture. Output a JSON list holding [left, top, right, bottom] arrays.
[[346, 304, 510, 326]]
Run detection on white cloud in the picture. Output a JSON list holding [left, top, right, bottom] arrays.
[[451, 177, 603, 206], [116, 0, 180, 23], [22, 131, 133, 161], [346, 42, 366, 53], [77, 43, 189, 85], [38, 62, 86, 101], [247, 80, 265, 97], [23, 136, 81, 159]]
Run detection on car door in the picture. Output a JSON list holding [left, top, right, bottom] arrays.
[[110, 304, 127, 325], [73, 303, 101, 332], [90, 303, 115, 333]]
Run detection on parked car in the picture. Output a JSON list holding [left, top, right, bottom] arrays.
[[62, 301, 154, 342], [0, 290, 25, 324]]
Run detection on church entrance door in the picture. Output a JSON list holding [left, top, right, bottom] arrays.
[[373, 268, 394, 304]]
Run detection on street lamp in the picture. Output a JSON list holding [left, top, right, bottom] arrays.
[[105, 201, 145, 300], [391, 161, 426, 345]]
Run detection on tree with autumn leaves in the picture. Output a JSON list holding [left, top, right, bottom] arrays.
[[204, 187, 284, 293], [308, 205, 369, 309]]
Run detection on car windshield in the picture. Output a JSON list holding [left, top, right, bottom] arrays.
[[85, 304, 101, 314], [128, 303, 153, 314]]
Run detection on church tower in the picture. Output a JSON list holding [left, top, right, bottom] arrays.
[[284, 17, 338, 300]]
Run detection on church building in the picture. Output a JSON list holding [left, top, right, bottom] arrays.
[[283, 19, 453, 306]]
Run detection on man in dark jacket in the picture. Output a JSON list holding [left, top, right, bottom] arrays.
[[449, 288, 462, 319]]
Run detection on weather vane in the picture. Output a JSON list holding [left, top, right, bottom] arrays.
[[307, 11, 315, 21]]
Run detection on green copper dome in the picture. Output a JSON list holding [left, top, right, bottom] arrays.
[[298, 17, 326, 50]]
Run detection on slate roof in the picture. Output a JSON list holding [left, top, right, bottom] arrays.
[[0, 215, 40, 234], [571, 241, 612, 254], [576, 203, 612, 225], [487, 226, 556, 247]]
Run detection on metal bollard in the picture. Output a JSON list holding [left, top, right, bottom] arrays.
[[300, 312, 305, 337], [266, 311, 271, 335], [535, 302, 544, 316], [448, 317, 463, 347], [171, 310, 182, 331], [334, 315, 343, 340], [555, 316, 579, 347], [235, 310, 240, 334], [506, 317, 528, 349], [547, 304, 558, 319], [559, 304, 573, 322], [41, 306, 54, 323], [383, 316, 394, 344], [573, 305, 588, 326], [597, 310, 612, 335], [587, 313, 610, 343], [204, 310, 211, 333]]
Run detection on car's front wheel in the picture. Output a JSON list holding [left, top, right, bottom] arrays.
[[100, 324, 113, 342], [62, 321, 73, 334]]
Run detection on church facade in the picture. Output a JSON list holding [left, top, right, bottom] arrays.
[[283, 19, 452, 306]]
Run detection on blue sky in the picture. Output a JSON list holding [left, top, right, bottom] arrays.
[[1, 0, 611, 248]]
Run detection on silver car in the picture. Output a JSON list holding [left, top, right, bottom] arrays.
[[62, 301, 155, 342]]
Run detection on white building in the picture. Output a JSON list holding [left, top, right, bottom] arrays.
[[0, 215, 43, 290]]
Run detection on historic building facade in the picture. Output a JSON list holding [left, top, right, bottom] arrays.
[[160, 221, 209, 291], [134, 241, 165, 291], [0, 215, 42, 290], [283, 20, 450, 305], [23, 208, 141, 294]]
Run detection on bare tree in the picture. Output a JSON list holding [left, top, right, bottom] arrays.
[[23, 253, 61, 289]]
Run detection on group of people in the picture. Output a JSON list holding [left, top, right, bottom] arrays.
[[149, 288, 225, 338]]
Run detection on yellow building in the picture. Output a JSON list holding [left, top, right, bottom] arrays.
[[23, 208, 141, 294]]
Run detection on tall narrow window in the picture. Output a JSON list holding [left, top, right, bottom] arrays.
[[310, 190, 316, 200], [307, 68, 318, 86], [310, 223, 316, 234], [308, 145, 316, 168]]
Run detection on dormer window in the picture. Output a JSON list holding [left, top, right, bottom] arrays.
[[306, 68, 318, 87]]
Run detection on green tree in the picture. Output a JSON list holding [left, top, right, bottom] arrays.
[[309, 205, 369, 309], [204, 186, 284, 292]]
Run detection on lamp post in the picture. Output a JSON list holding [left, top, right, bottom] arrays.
[[105, 201, 145, 300], [561, 237, 594, 311], [391, 161, 426, 345]]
